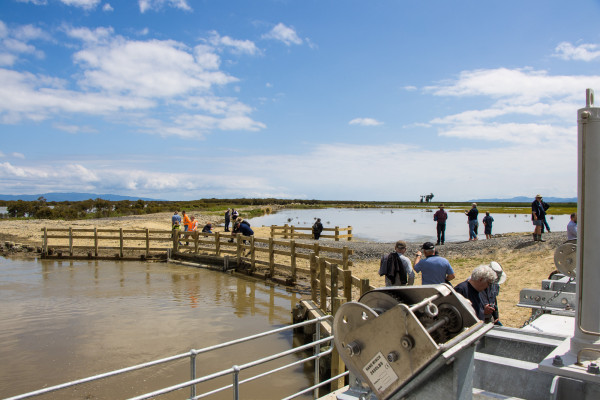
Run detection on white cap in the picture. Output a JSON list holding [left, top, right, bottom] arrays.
[[489, 261, 507, 285]]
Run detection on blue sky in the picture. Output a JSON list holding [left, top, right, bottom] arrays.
[[0, 0, 598, 201]]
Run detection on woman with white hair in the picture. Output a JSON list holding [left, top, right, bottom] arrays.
[[481, 261, 507, 325]]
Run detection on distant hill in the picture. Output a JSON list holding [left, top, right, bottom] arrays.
[[0, 193, 162, 202], [470, 196, 577, 203]]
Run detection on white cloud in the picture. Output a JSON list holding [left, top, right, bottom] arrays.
[[349, 118, 383, 126], [138, 0, 191, 13], [60, 0, 102, 10], [65, 26, 114, 44], [554, 42, 600, 61], [425, 67, 600, 144], [15, 0, 48, 5], [208, 31, 260, 56], [0, 21, 49, 65], [12, 152, 25, 159], [262, 23, 303, 46], [103, 3, 114, 12]]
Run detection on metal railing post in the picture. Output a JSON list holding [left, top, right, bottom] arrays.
[[190, 350, 197, 398], [314, 322, 321, 399], [232, 365, 240, 400]]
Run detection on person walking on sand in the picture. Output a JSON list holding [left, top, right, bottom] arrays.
[[541, 198, 551, 234], [433, 204, 448, 245], [224, 209, 231, 232], [379, 240, 415, 286], [190, 216, 199, 232], [482, 211, 494, 239], [531, 194, 546, 242], [182, 211, 191, 232], [465, 203, 479, 241]]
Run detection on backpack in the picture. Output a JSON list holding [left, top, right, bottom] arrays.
[[379, 252, 408, 285]]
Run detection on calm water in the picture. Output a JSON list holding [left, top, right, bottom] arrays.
[[0, 257, 312, 399], [248, 208, 571, 243]]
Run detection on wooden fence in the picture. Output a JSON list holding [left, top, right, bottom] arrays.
[[269, 224, 352, 241], [41, 227, 372, 314]]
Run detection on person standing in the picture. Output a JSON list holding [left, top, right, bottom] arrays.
[[224, 209, 231, 232], [480, 261, 507, 325], [531, 195, 546, 242], [465, 203, 479, 241], [190, 216, 199, 232], [567, 212, 578, 240], [413, 242, 455, 285], [482, 211, 494, 239], [182, 211, 191, 232], [171, 211, 182, 245], [541, 199, 551, 234], [231, 209, 239, 223], [378, 240, 415, 286], [312, 218, 324, 240], [454, 265, 497, 321], [433, 204, 448, 245]]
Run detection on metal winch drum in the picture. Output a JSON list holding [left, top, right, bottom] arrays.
[[333, 284, 493, 399]]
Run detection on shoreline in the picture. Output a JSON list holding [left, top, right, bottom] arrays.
[[0, 212, 567, 327]]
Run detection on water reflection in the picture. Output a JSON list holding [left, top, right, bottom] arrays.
[[248, 207, 571, 242], [0, 257, 310, 399]]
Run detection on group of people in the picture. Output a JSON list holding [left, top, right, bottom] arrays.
[[433, 203, 495, 243], [531, 195, 552, 242], [379, 240, 506, 324], [172, 209, 254, 239]]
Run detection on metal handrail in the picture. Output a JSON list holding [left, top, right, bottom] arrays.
[[6, 315, 335, 400]]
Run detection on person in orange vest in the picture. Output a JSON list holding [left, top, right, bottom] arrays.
[[182, 211, 192, 232], [190, 216, 199, 232]]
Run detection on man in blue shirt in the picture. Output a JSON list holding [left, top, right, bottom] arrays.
[[414, 242, 455, 285]]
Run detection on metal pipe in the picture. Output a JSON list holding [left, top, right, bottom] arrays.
[[409, 294, 440, 313], [190, 349, 197, 399], [232, 365, 240, 400], [572, 89, 600, 355], [314, 321, 321, 400]]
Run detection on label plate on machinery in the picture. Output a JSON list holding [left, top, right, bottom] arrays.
[[362, 352, 399, 393]]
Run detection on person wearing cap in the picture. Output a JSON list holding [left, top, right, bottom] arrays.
[[413, 242, 455, 285], [433, 204, 448, 245], [465, 203, 479, 241], [567, 212, 577, 240], [531, 194, 546, 242], [454, 264, 498, 321], [378, 240, 415, 286], [480, 261, 507, 325]]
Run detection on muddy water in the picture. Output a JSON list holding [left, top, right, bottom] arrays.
[[0, 257, 313, 399]]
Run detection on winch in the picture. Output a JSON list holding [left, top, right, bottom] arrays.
[[333, 284, 493, 399]]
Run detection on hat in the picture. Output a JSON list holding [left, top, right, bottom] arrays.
[[536, 194, 542, 198], [489, 261, 507, 285], [422, 242, 435, 250], [395, 240, 407, 249], [439, 204, 445, 208]]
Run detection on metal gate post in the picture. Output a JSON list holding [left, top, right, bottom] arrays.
[[314, 322, 321, 399]]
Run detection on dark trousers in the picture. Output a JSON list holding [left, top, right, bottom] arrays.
[[541, 218, 550, 233], [225, 219, 230, 231], [437, 223, 446, 244]]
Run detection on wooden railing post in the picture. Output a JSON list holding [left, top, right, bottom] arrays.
[[319, 259, 327, 313], [331, 297, 347, 391], [330, 264, 339, 299], [335, 226, 340, 242], [290, 240, 297, 283], [68, 227, 73, 256], [119, 228, 124, 258], [42, 227, 48, 255], [94, 227, 98, 257], [270, 225, 275, 239], [194, 231, 199, 253], [268, 237, 275, 277], [145, 228, 150, 257], [283, 224, 289, 239], [236, 234, 242, 266], [342, 246, 349, 270], [250, 236, 256, 272], [347, 226, 353, 241], [313, 242, 320, 257], [343, 270, 352, 301], [290, 225, 295, 240], [360, 278, 370, 297], [310, 254, 318, 303], [173, 229, 179, 253], [215, 232, 220, 256]]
